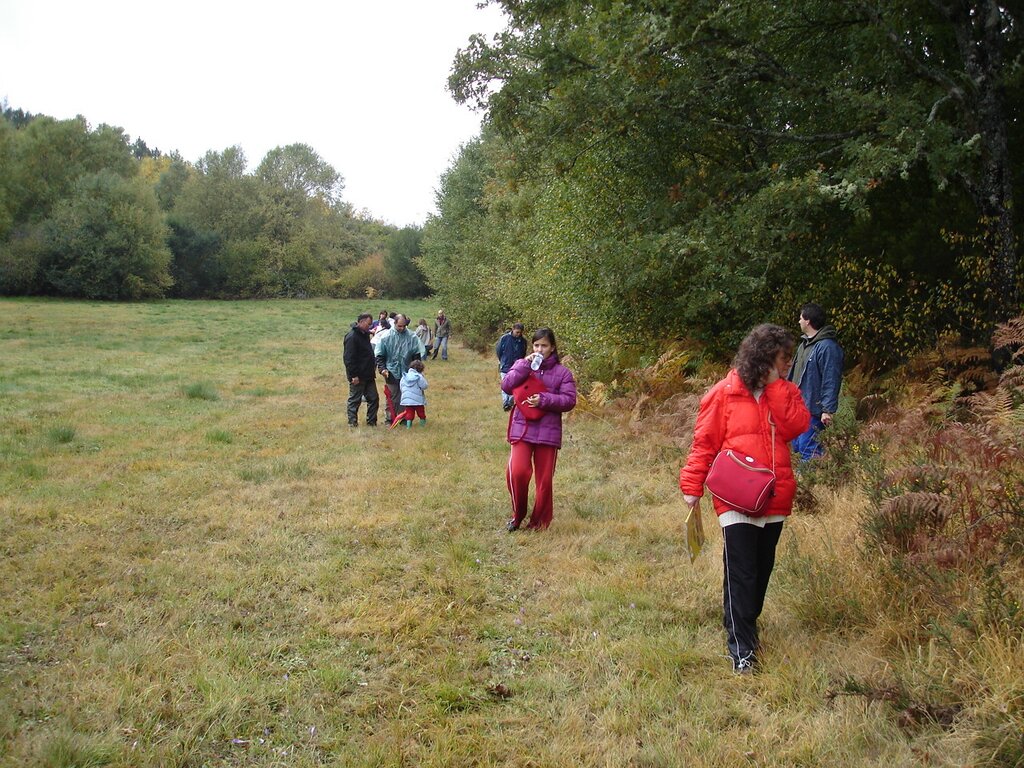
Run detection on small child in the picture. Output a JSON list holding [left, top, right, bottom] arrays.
[[391, 359, 428, 429]]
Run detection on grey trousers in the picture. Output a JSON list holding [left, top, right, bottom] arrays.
[[347, 379, 379, 426]]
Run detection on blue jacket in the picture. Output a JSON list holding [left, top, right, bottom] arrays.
[[496, 332, 527, 373], [399, 369, 428, 406], [790, 325, 843, 416]]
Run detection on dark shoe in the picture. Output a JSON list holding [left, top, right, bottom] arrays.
[[503, 402, 514, 412], [506, 518, 521, 533], [349, 422, 357, 428]]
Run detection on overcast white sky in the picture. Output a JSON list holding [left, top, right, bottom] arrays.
[[0, 0, 506, 227]]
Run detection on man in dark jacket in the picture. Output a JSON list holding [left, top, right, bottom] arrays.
[[788, 302, 844, 460], [496, 323, 527, 411], [343, 313, 379, 427]]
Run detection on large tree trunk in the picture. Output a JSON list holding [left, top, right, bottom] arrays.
[[946, 0, 1018, 318]]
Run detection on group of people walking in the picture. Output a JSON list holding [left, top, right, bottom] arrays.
[[493, 304, 843, 676], [344, 301, 845, 676], [342, 309, 453, 429]]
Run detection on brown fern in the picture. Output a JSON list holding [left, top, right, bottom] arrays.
[[991, 316, 1024, 360]]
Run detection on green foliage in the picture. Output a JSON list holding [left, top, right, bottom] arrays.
[[331, 252, 389, 298], [168, 146, 381, 298], [165, 217, 223, 298], [0, 106, 436, 304], [1, 115, 136, 230], [255, 143, 344, 206], [172, 146, 261, 243], [421, 134, 520, 351], [42, 170, 172, 300], [0, 224, 47, 295], [153, 153, 193, 212], [34, 729, 118, 768], [216, 238, 265, 298], [0, 112, 146, 299], [386, 226, 428, 297], [796, 393, 878, 490], [205, 429, 233, 444], [434, 0, 1021, 374], [807, 318, 1024, 659]]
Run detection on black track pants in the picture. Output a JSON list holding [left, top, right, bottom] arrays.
[[722, 521, 784, 665]]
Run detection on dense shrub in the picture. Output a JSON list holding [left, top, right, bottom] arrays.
[[165, 217, 223, 298], [800, 319, 1024, 656], [0, 224, 46, 294], [330, 253, 390, 298], [42, 171, 171, 300]]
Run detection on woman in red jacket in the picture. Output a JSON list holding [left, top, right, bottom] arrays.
[[680, 324, 810, 674]]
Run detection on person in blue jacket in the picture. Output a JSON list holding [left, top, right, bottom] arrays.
[[391, 360, 428, 428], [788, 303, 844, 460], [496, 323, 527, 411]]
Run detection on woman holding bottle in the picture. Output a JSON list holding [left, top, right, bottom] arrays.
[[500, 328, 577, 531]]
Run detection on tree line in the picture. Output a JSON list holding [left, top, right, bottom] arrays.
[[419, 0, 1021, 372], [0, 105, 428, 301]]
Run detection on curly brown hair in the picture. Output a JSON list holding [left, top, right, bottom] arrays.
[[733, 324, 795, 392]]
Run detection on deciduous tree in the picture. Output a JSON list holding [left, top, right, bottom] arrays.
[[440, 0, 1021, 366], [43, 170, 171, 300]]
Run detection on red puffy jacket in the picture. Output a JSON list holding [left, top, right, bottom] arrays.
[[680, 369, 810, 517]]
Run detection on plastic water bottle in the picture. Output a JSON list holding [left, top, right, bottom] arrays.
[[530, 353, 543, 371]]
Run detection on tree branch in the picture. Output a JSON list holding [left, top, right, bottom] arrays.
[[708, 121, 871, 143], [855, 1, 968, 105]]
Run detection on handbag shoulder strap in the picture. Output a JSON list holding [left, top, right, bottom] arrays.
[[769, 413, 776, 473]]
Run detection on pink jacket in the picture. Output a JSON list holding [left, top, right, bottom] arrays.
[[502, 354, 577, 448]]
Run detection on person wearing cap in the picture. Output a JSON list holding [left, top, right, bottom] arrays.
[[432, 310, 451, 361]]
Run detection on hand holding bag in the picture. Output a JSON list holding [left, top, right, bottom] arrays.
[[704, 418, 777, 515], [511, 373, 547, 421]]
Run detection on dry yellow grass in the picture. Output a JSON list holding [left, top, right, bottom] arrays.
[[0, 298, 1005, 767]]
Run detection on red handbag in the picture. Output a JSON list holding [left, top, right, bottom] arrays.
[[511, 374, 547, 421], [704, 420, 777, 515]]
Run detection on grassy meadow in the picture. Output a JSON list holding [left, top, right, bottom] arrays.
[[0, 298, 976, 766]]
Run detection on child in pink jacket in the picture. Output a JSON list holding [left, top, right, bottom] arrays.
[[500, 327, 577, 531]]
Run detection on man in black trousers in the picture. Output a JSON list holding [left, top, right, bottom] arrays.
[[343, 313, 380, 427]]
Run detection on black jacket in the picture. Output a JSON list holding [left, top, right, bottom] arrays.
[[343, 323, 376, 381]]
